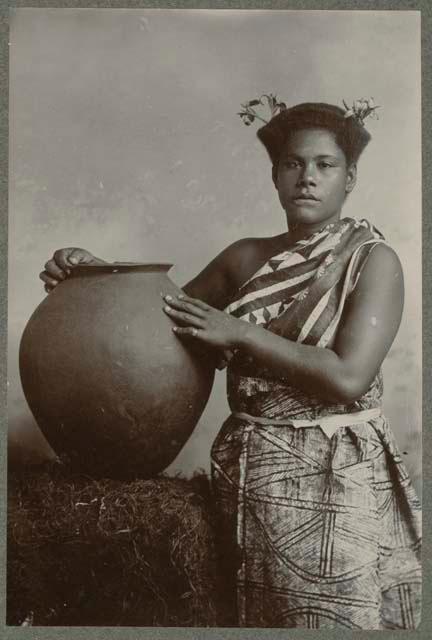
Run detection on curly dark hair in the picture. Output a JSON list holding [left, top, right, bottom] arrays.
[[257, 102, 372, 170]]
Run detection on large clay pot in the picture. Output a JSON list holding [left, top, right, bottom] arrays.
[[19, 263, 215, 479]]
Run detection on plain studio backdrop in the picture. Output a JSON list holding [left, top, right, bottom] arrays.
[[8, 8, 421, 497]]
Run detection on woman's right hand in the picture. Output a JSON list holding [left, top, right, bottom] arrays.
[[39, 247, 106, 293]]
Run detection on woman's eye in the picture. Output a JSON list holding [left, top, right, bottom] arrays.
[[284, 161, 300, 169], [319, 162, 333, 169]]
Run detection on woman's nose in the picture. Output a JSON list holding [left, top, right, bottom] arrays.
[[297, 165, 317, 186]]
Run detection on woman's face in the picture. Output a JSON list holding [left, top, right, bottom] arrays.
[[275, 127, 357, 233]]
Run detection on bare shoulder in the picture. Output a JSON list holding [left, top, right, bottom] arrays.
[[221, 235, 267, 264], [346, 242, 404, 323], [183, 235, 278, 308], [356, 243, 404, 292], [367, 242, 402, 269], [220, 234, 283, 287]]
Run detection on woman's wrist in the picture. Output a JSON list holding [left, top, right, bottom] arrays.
[[233, 321, 259, 351]]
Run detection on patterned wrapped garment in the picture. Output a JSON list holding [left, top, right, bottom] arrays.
[[210, 218, 421, 629]]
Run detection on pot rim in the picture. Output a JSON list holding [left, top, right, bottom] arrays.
[[71, 262, 174, 274]]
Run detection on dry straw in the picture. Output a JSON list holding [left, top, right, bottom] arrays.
[[8, 461, 231, 626]]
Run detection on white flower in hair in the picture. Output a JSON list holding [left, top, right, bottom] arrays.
[[342, 98, 380, 125], [238, 94, 287, 126]]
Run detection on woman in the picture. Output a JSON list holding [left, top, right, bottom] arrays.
[[40, 101, 421, 629]]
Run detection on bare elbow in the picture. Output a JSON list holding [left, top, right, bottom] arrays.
[[330, 375, 372, 404]]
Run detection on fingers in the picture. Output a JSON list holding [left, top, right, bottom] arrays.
[[68, 248, 96, 266], [52, 248, 74, 272], [163, 304, 206, 328], [39, 270, 61, 291], [171, 326, 203, 339], [44, 258, 68, 281], [54, 248, 94, 271], [162, 294, 208, 319], [40, 252, 73, 291], [175, 293, 211, 312], [40, 247, 97, 293]]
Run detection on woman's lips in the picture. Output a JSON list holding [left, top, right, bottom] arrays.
[[293, 196, 320, 205]]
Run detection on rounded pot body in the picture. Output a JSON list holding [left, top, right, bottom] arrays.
[[19, 264, 215, 478]]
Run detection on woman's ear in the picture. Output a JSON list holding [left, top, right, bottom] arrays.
[[345, 163, 357, 194]]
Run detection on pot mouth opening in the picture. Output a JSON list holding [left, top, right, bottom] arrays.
[[71, 262, 173, 275]]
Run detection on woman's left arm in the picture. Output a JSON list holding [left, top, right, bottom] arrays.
[[162, 244, 404, 403]]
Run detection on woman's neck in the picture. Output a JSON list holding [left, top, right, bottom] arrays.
[[284, 214, 343, 245]]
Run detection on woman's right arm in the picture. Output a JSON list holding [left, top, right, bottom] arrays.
[[41, 238, 258, 303], [182, 251, 235, 310], [182, 238, 262, 309], [39, 245, 235, 300], [40, 239, 259, 370]]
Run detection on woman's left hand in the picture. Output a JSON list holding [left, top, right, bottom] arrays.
[[162, 293, 248, 351]]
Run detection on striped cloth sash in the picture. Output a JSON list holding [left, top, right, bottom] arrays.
[[225, 217, 385, 348]]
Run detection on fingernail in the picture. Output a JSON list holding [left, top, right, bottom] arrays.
[[164, 305, 171, 312], [172, 326, 178, 332], [165, 294, 173, 301], [178, 294, 184, 299]]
